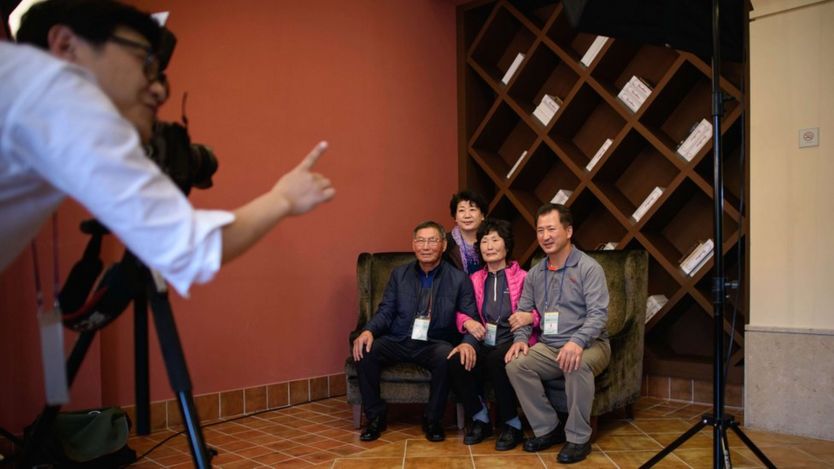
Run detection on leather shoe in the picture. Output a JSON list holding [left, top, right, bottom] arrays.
[[359, 414, 387, 441], [557, 441, 591, 463], [424, 419, 445, 442], [494, 425, 524, 451], [463, 420, 492, 445], [522, 424, 566, 452]]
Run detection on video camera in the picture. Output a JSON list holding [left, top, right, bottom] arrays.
[[147, 27, 218, 196]]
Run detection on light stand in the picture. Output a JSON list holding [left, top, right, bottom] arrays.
[[640, 2, 774, 467]]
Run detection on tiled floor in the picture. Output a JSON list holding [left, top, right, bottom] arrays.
[[127, 396, 834, 468]]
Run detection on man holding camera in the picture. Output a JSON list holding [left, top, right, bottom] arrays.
[[0, 0, 334, 295]]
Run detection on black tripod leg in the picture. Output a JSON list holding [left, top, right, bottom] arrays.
[[720, 427, 731, 468], [639, 417, 708, 469], [134, 292, 151, 435], [728, 423, 777, 468], [22, 330, 97, 465], [148, 289, 211, 468]]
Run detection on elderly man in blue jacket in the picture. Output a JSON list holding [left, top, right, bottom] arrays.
[[352, 220, 477, 442]]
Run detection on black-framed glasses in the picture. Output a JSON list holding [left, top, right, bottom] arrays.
[[108, 34, 161, 82]]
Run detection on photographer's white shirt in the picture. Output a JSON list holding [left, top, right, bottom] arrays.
[[0, 42, 234, 296]]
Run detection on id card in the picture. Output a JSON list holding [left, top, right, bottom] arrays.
[[484, 323, 497, 346], [411, 316, 429, 341], [543, 311, 560, 336], [39, 307, 69, 405]]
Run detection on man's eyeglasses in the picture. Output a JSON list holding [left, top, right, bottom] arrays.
[[414, 238, 441, 247], [108, 35, 161, 82]]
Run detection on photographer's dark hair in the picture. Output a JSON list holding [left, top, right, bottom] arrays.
[[413, 221, 446, 240], [537, 203, 573, 228], [476, 218, 514, 264], [16, 0, 160, 51], [449, 190, 488, 217]]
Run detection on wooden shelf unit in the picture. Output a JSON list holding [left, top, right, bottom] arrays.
[[457, 0, 748, 383]]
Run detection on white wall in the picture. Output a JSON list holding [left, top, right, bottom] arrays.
[[747, 0, 834, 440], [750, 0, 834, 329]]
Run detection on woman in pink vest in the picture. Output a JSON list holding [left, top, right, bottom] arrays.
[[448, 218, 540, 450]]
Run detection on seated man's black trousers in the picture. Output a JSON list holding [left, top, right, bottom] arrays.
[[356, 336, 453, 422]]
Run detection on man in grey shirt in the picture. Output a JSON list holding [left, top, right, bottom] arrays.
[[505, 204, 610, 464]]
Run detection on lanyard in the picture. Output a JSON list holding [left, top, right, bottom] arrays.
[[483, 271, 508, 324], [543, 263, 567, 312], [415, 272, 437, 318], [31, 214, 61, 315]]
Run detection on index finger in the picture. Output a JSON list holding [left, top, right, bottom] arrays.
[[298, 141, 329, 171]]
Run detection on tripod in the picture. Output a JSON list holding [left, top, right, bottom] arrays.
[[19, 251, 214, 468], [641, 2, 773, 468]]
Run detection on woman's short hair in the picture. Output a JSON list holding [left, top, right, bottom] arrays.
[[475, 218, 514, 264]]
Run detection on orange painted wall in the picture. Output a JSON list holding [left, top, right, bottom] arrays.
[[0, 0, 460, 433]]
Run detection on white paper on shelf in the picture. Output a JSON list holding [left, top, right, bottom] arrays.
[[586, 138, 613, 171], [680, 238, 714, 275], [540, 94, 561, 113], [617, 87, 641, 113], [550, 189, 573, 205], [646, 294, 668, 322], [601, 242, 618, 251], [533, 106, 555, 126], [533, 94, 561, 125], [677, 118, 713, 161], [687, 248, 714, 276], [630, 76, 652, 99], [631, 186, 664, 222], [617, 75, 652, 113], [501, 52, 526, 85], [581, 36, 608, 67], [506, 150, 528, 179]]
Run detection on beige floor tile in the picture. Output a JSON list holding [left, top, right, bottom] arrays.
[[299, 451, 338, 465], [734, 445, 827, 468], [672, 447, 761, 467], [404, 456, 473, 468], [327, 444, 366, 457], [473, 454, 546, 468], [595, 434, 664, 452], [344, 440, 406, 459], [596, 419, 642, 436], [605, 450, 690, 468], [632, 418, 694, 434], [332, 457, 403, 468], [795, 439, 834, 464], [648, 431, 715, 449], [405, 438, 470, 458], [541, 451, 618, 468]]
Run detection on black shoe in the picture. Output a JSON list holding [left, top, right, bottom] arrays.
[[359, 414, 387, 441], [463, 420, 492, 445], [495, 425, 524, 451], [557, 441, 591, 464], [424, 419, 445, 442], [522, 425, 566, 452]]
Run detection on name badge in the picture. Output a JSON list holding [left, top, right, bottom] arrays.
[[411, 316, 429, 341], [543, 311, 559, 336], [39, 307, 69, 405], [484, 323, 497, 346]]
